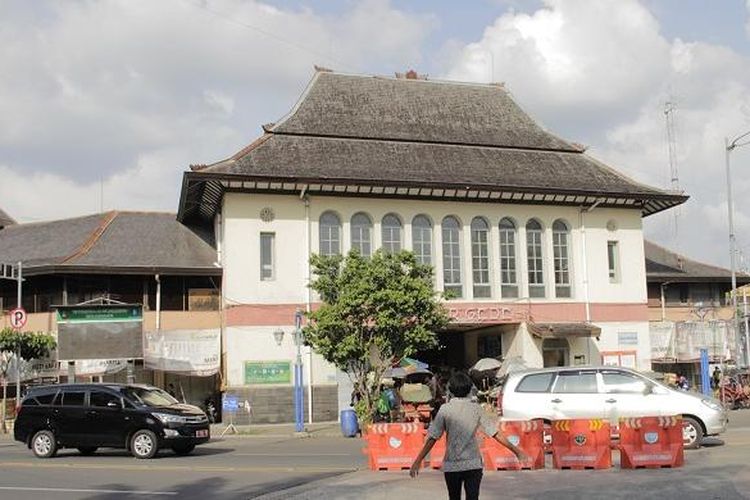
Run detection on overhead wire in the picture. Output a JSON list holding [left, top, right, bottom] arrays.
[[180, 0, 362, 73]]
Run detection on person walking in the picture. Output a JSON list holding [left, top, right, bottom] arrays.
[[409, 372, 529, 500]]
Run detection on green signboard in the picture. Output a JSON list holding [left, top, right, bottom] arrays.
[[244, 361, 291, 385], [56, 306, 142, 324]]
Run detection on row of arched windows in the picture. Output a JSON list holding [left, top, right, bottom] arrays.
[[319, 212, 572, 299]]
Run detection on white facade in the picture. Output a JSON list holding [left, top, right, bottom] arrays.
[[220, 192, 652, 401]]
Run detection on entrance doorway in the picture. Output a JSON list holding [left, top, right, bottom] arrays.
[[543, 338, 570, 367]]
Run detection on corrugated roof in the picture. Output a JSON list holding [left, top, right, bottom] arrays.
[[180, 70, 687, 223], [644, 240, 750, 283], [0, 211, 219, 276]]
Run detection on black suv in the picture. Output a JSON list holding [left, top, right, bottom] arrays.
[[14, 383, 210, 459]]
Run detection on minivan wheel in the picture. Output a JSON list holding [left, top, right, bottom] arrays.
[[77, 447, 98, 456], [172, 444, 195, 456], [682, 417, 703, 450], [31, 430, 57, 459], [130, 430, 158, 459]]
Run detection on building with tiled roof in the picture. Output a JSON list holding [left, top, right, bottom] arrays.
[[177, 68, 688, 423]]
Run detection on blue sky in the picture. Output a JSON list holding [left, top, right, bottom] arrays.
[[1, 0, 750, 268]]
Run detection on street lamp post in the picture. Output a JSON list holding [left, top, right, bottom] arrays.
[[725, 130, 750, 367], [293, 310, 304, 433]]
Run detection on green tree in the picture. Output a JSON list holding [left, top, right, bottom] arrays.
[[0, 328, 56, 431], [305, 250, 449, 425]]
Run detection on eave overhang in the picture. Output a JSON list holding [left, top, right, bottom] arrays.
[[177, 171, 688, 225]]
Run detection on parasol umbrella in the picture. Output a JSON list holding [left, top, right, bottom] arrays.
[[471, 358, 502, 373], [496, 356, 530, 377]]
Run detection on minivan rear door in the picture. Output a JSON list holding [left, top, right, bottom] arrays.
[[549, 370, 606, 420]]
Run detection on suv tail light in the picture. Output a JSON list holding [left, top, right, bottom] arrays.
[[14, 402, 22, 417], [496, 390, 504, 416]]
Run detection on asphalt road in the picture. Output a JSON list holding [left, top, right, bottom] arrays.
[[0, 435, 365, 499], [0, 412, 748, 500]]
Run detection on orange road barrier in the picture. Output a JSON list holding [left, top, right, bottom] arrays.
[[619, 416, 684, 469], [551, 419, 612, 470], [482, 420, 545, 470], [362, 423, 426, 471]]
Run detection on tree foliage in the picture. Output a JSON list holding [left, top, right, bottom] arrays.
[[304, 250, 449, 424], [0, 328, 56, 431]]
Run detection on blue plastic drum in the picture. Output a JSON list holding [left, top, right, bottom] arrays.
[[340, 409, 359, 437]]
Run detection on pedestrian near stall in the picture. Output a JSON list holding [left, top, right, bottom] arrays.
[[409, 372, 529, 500]]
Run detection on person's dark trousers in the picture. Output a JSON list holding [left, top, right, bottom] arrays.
[[444, 469, 483, 500]]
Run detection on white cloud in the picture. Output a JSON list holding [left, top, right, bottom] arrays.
[[444, 0, 750, 268], [0, 0, 434, 220]]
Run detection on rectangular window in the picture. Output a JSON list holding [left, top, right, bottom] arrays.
[[527, 231, 545, 298], [471, 227, 491, 298], [499, 229, 518, 298], [260, 233, 275, 281], [61, 391, 85, 406], [442, 227, 462, 298], [412, 226, 432, 265], [607, 241, 620, 283], [553, 231, 571, 298]]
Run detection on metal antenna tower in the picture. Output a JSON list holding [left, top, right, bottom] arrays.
[[664, 100, 680, 239]]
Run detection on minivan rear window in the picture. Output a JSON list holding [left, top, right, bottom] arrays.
[[516, 373, 555, 393]]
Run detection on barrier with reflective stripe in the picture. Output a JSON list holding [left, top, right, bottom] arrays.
[[362, 423, 426, 471], [482, 420, 545, 470], [551, 419, 612, 470], [619, 416, 684, 469]]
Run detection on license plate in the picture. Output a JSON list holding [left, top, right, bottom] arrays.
[[196, 429, 208, 438]]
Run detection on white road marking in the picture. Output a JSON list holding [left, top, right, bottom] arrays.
[[0, 486, 177, 496], [234, 452, 351, 456]]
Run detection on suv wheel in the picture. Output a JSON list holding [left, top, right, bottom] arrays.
[[31, 430, 57, 459], [130, 430, 158, 459], [172, 444, 195, 456], [77, 447, 98, 456], [682, 417, 703, 449]]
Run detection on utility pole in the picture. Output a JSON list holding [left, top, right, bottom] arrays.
[[725, 130, 750, 367]]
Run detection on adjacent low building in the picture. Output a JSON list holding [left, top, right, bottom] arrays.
[[644, 240, 750, 385], [178, 69, 687, 422], [0, 211, 222, 406]]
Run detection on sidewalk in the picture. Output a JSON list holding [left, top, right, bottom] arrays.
[[210, 420, 344, 438]]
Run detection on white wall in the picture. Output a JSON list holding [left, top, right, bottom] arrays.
[[222, 192, 647, 306]]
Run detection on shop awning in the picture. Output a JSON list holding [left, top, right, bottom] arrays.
[[528, 322, 601, 339]]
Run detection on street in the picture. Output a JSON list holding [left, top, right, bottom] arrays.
[[0, 412, 748, 499]]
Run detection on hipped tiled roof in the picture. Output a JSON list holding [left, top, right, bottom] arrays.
[[0, 211, 219, 276], [0, 208, 15, 229], [179, 70, 687, 223], [645, 240, 750, 283]]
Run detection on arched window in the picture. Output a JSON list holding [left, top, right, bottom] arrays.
[[351, 213, 372, 257], [471, 217, 491, 298], [319, 212, 341, 256], [381, 214, 402, 254], [411, 215, 433, 265], [499, 218, 518, 298], [526, 219, 545, 298], [442, 216, 463, 298], [553, 219, 571, 298]]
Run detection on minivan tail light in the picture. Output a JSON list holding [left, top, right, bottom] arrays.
[[496, 391, 504, 416], [15, 402, 22, 417]]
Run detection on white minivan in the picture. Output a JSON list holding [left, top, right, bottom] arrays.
[[499, 366, 728, 449]]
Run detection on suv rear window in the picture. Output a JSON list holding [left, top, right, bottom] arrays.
[[516, 373, 555, 392]]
